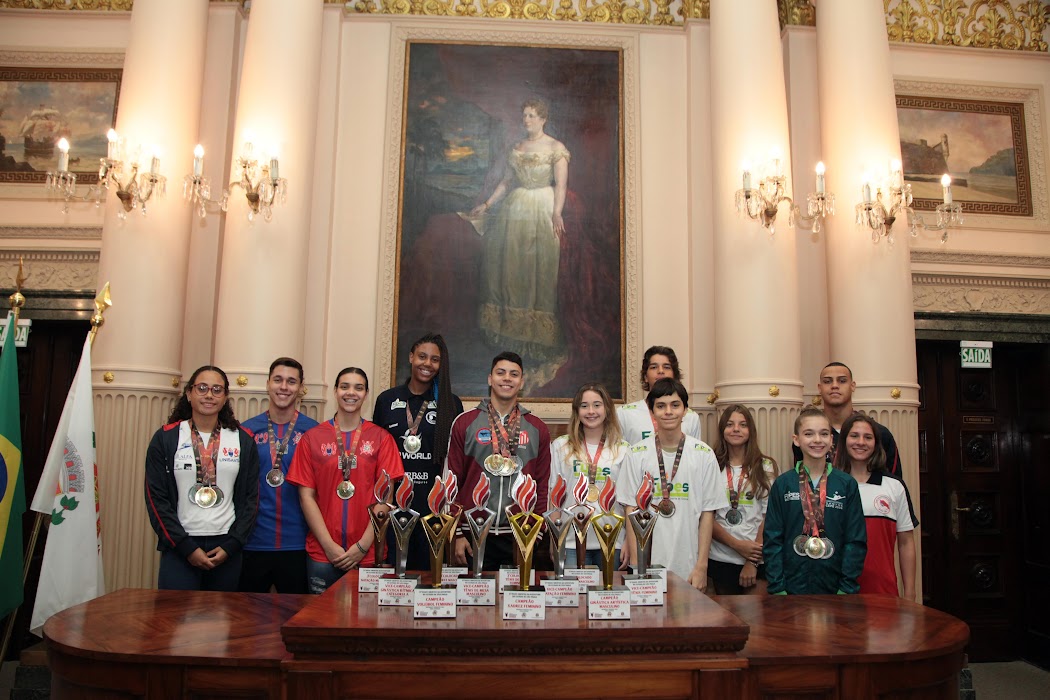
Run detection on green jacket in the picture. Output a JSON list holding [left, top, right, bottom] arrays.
[[763, 463, 866, 594]]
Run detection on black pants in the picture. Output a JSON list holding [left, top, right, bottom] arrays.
[[158, 535, 242, 591], [238, 549, 308, 593]]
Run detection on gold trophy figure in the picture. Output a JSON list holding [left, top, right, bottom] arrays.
[[464, 474, 496, 578], [506, 474, 544, 591], [443, 472, 464, 566], [367, 469, 394, 567], [626, 473, 659, 577], [589, 478, 625, 590], [568, 474, 595, 568], [421, 477, 461, 587], [389, 475, 420, 578], [542, 474, 573, 579]]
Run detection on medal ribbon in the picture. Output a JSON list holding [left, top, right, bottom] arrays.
[[335, 417, 363, 481], [726, 464, 747, 510], [585, 435, 606, 489], [404, 400, 425, 438], [797, 465, 828, 537], [190, 424, 219, 488], [267, 411, 299, 471], [654, 434, 686, 503], [486, 402, 522, 458]]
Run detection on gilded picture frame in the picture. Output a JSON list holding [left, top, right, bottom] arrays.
[[0, 66, 122, 185], [375, 25, 641, 415]]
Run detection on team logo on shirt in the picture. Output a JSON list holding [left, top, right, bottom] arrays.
[[320, 442, 337, 456], [518, 432, 529, 445], [426, 411, 437, 425], [361, 441, 375, 456], [826, 492, 845, 510], [221, 447, 240, 459], [476, 429, 492, 445], [391, 399, 408, 410], [255, 433, 268, 445], [874, 494, 891, 515], [293, 433, 303, 445]]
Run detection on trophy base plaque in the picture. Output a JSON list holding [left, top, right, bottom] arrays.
[[622, 574, 665, 606], [378, 574, 420, 606], [498, 565, 537, 592], [644, 565, 668, 593], [413, 585, 457, 618], [564, 566, 601, 588], [358, 566, 392, 593], [502, 587, 546, 620], [587, 586, 631, 620], [541, 578, 581, 607], [440, 566, 468, 587], [456, 574, 497, 606]]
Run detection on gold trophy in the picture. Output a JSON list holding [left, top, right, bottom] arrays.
[[420, 476, 461, 587], [589, 478, 625, 590], [367, 469, 394, 567], [542, 474, 573, 579], [505, 474, 544, 591], [443, 472, 463, 567], [568, 473, 596, 568]]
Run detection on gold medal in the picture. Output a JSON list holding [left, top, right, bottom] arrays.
[[586, 483, 600, 503], [194, 485, 218, 509], [805, 535, 827, 559], [483, 454, 503, 476], [337, 480, 355, 500]]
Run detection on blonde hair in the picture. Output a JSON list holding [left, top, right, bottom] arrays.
[[565, 383, 623, 464]]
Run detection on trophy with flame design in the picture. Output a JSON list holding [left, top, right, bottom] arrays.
[[589, 478, 625, 590], [421, 476, 461, 587], [456, 474, 498, 606], [368, 469, 394, 567], [443, 472, 463, 567], [506, 474, 544, 592], [388, 475, 420, 578], [568, 474, 596, 568], [542, 474, 573, 579], [622, 472, 665, 605]]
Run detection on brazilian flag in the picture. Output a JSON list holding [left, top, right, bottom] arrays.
[[0, 313, 24, 620]]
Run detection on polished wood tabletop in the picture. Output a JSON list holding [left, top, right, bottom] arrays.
[[282, 571, 750, 657]]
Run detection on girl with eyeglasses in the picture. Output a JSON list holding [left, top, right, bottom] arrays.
[[144, 365, 260, 591]]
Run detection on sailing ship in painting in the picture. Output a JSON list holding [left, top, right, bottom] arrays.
[[19, 106, 70, 157]]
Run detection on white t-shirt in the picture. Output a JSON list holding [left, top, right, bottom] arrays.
[[709, 458, 778, 565], [616, 435, 728, 581], [617, 399, 701, 446], [172, 422, 241, 537], [549, 435, 631, 550]]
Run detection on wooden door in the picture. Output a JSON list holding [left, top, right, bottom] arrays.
[[917, 339, 1047, 662]]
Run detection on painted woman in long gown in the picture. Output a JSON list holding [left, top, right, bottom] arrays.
[[466, 99, 569, 386]]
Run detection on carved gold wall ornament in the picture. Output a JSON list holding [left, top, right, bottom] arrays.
[[236, 375, 249, 387], [885, 0, 1048, 53], [171, 377, 180, 388], [812, 396, 822, 406], [0, 0, 133, 8], [778, 0, 815, 28], [349, 0, 689, 24], [103, 371, 115, 383], [706, 390, 719, 404], [768, 385, 780, 397], [891, 387, 902, 399]]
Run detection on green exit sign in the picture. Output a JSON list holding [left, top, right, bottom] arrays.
[[960, 341, 992, 368]]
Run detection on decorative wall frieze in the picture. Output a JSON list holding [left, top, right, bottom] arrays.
[[0, 225, 102, 240], [911, 249, 1050, 269], [885, 0, 1049, 52], [0, 249, 99, 291], [0, 49, 124, 67], [778, 0, 815, 27], [912, 271, 1050, 314]]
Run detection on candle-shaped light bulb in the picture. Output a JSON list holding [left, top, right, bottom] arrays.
[[890, 159, 903, 188], [192, 144, 204, 178], [269, 156, 280, 181], [769, 147, 782, 177], [106, 129, 119, 160], [861, 174, 873, 203], [57, 137, 70, 172], [149, 146, 160, 177], [941, 174, 952, 204], [742, 159, 752, 191], [815, 161, 826, 194]]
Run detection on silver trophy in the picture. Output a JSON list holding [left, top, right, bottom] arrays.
[[568, 473, 596, 568], [388, 474, 420, 578], [542, 474, 573, 579], [627, 473, 659, 577], [464, 473, 496, 578]]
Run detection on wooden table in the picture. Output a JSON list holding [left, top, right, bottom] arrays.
[[44, 572, 969, 699]]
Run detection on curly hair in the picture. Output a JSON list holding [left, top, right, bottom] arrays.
[[168, 365, 240, 431], [407, 333, 457, 469]]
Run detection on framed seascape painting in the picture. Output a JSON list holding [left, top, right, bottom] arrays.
[[0, 66, 122, 185], [896, 93, 1031, 217], [386, 40, 628, 403]]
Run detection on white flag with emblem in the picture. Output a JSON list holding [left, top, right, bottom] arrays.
[[29, 336, 104, 635]]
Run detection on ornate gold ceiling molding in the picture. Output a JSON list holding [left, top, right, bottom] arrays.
[[779, 0, 815, 28], [0, 0, 134, 9], [346, 0, 689, 25], [885, 0, 1048, 52]]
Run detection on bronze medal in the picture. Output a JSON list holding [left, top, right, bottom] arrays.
[[266, 468, 285, 488], [657, 498, 676, 517], [337, 480, 355, 500]]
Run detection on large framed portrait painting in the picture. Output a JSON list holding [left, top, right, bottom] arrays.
[[385, 37, 631, 403]]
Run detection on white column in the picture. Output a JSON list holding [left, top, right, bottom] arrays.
[[817, 0, 922, 598], [710, 0, 803, 469], [213, 0, 324, 416], [91, 0, 210, 590]]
